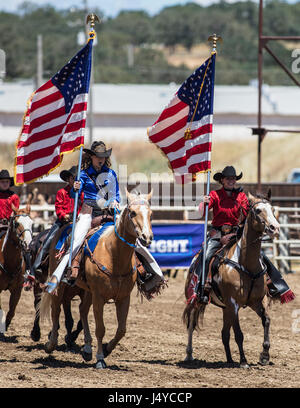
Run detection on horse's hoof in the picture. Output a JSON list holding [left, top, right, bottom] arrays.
[[184, 355, 194, 362], [45, 341, 56, 354], [259, 353, 270, 366], [30, 329, 41, 342], [95, 359, 107, 369], [102, 343, 111, 358], [240, 362, 250, 369], [82, 350, 93, 362]]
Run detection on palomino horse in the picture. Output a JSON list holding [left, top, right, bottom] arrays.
[[183, 191, 280, 368], [40, 190, 153, 369], [29, 228, 85, 348], [0, 204, 33, 333]]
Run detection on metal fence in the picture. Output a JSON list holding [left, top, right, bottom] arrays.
[[21, 204, 300, 273]]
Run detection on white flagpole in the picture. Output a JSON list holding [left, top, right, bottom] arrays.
[[196, 34, 221, 302], [67, 13, 99, 269], [198, 170, 211, 300], [68, 146, 83, 268]]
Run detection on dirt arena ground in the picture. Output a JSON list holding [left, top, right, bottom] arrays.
[[0, 271, 299, 390]]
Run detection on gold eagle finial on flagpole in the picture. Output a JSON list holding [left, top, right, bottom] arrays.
[[208, 33, 222, 54], [86, 13, 100, 29]]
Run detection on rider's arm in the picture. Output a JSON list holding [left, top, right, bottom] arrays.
[[198, 191, 215, 218], [55, 189, 68, 221], [11, 193, 20, 210]]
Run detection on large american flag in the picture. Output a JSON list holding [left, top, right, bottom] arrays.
[[14, 39, 93, 185], [148, 53, 215, 183]]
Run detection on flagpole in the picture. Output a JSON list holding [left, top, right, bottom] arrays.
[[197, 34, 222, 302], [67, 13, 99, 269]]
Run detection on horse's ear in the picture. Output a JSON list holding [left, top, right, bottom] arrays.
[[147, 189, 153, 201], [125, 189, 135, 203], [25, 203, 31, 214], [267, 188, 272, 201], [248, 192, 255, 203]]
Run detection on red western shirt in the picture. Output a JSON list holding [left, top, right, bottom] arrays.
[[200, 187, 249, 227], [55, 185, 84, 222], [0, 190, 20, 219]]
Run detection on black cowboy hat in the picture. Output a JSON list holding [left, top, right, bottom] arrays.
[[83, 141, 112, 158], [0, 169, 14, 186], [59, 166, 78, 182], [213, 166, 243, 182]]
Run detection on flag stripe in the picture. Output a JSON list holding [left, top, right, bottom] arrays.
[[18, 101, 87, 149], [30, 90, 63, 114]]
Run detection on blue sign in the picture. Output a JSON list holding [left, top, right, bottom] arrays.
[[149, 223, 205, 268]]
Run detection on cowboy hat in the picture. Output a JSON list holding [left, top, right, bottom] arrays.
[[83, 141, 112, 158], [59, 166, 78, 182], [213, 166, 243, 182], [0, 169, 14, 186]]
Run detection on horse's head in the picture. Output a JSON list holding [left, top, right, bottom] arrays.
[[125, 190, 153, 247], [248, 190, 280, 239], [11, 204, 33, 249]]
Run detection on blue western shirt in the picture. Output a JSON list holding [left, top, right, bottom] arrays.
[[71, 164, 120, 207]]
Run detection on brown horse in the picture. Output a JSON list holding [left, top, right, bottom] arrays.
[[39, 190, 153, 369], [0, 204, 33, 334], [183, 191, 281, 368]]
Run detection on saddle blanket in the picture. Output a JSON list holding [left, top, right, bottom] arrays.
[[55, 222, 114, 255]]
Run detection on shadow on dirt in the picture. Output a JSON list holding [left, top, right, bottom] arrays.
[[0, 333, 18, 343], [176, 359, 267, 369]]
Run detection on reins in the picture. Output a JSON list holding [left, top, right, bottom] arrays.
[[113, 207, 137, 248]]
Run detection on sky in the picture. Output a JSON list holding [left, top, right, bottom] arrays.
[[0, 0, 259, 16]]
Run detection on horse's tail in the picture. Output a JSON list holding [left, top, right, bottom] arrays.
[[182, 302, 206, 331], [37, 292, 52, 323]]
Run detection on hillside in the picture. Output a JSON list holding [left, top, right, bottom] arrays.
[[1, 1, 300, 85]]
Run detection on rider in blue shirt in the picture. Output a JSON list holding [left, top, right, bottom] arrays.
[[46, 141, 120, 293]]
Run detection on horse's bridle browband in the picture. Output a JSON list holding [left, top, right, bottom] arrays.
[[10, 214, 33, 247], [114, 200, 151, 248], [249, 199, 274, 236]]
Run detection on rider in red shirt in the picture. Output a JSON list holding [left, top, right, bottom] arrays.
[[197, 165, 294, 304], [0, 170, 20, 220], [27, 166, 83, 285]]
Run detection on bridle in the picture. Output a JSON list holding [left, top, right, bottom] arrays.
[[10, 213, 33, 250], [113, 199, 151, 248], [249, 200, 274, 236]]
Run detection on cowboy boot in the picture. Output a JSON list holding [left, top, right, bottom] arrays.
[[196, 238, 221, 304], [262, 253, 295, 304], [63, 247, 84, 286]]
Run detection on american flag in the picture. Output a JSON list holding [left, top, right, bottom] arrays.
[[148, 53, 216, 183], [14, 38, 93, 185]]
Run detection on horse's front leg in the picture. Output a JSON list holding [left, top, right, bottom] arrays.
[[221, 305, 235, 366], [104, 295, 130, 359], [252, 295, 271, 365], [79, 291, 93, 362], [5, 283, 22, 331], [31, 284, 42, 342], [62, 298, 74, 349], [184, 307, 197, 362], [228, 298, 249, 368], [92, 292, 106, 369]]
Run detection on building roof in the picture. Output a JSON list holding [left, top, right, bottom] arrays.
[[0, 81, 299, 116]]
